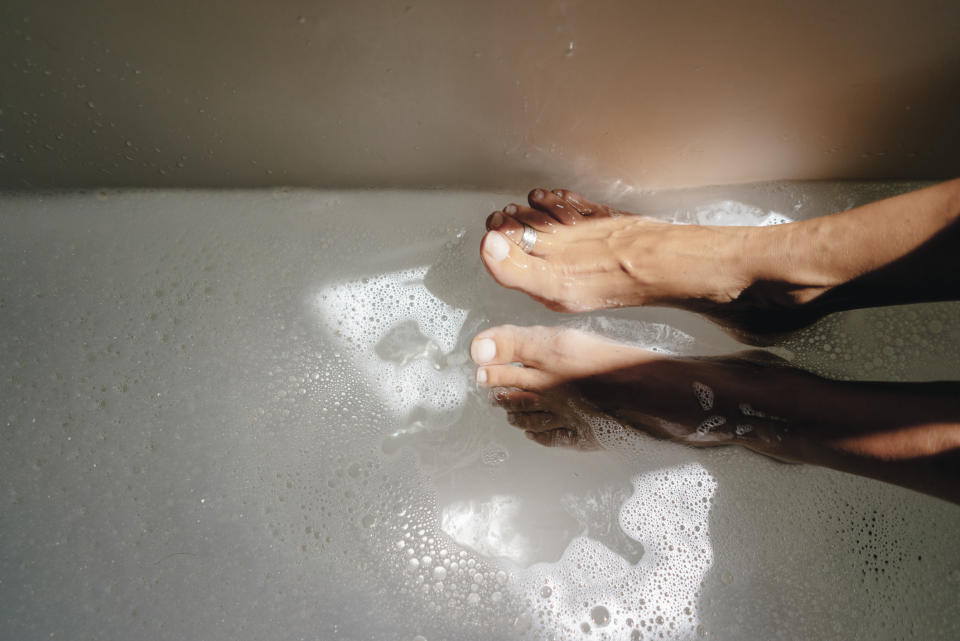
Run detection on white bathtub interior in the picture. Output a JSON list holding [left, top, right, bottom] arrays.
[[2, 182, 959, 641]]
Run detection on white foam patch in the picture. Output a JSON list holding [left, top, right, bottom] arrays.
[[516, 456, 717, 639], [491, 413, 717, 638], [441, 495, 535, 564], [691, 200, 794, 227], [312, 266, 469, 417]]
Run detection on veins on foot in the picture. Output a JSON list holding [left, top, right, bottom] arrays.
[[480, 188, 829, 341]]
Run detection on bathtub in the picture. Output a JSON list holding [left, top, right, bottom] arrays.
[[2, 183, 958, 641], [2, 2, 960, 640]]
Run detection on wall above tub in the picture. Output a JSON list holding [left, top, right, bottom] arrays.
[[2, 0, 959, 190]]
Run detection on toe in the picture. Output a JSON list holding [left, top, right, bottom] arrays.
[[485, 210, 526, 245], [494, 203, 557, 229], [509, 205, 559, 232], [528, 188, 581, 224], [551, 189, 614, 218], [506, 411, 559, 432], [470, 325, 557, 368], [480, 231, 558, 299], [485, 210, 507, 231], [476, 364, 557, 391], [488, 387, 545, 411], [486, 206, 556, 256]]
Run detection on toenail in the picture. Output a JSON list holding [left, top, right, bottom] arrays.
[[533, 189, 545, 200], [484, 231, 510, 262], [524, 431, 535, 440], [504, 204, 517, 214], [471, 337, 496, 364], [553, 189, 563, 196], [476, 368, 488, 385], [490, 212, 504, 228]]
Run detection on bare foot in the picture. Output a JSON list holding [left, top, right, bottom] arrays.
[[469, 324, 960, 504], [470, 324, 803, 454], [480, 189, 833, 339]]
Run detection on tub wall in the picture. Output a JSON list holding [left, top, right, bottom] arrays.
[[2, 0, 960, 190]]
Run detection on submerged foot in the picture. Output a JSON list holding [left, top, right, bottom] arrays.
[[480, 189, 834, 340], [470, 325, 804, 453]]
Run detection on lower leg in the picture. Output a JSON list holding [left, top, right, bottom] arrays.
[[754, 177, 960, 314], [471, 325, 960, 504], [480, 179, 960, 336]]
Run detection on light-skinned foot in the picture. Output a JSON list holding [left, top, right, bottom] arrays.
[[480, 189, 787, 320], [481, 182, 960, 339], [469, 324, 960, 504], [470, 324, 798, 453]]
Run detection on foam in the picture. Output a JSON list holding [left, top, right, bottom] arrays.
[[696, 415, 728, 435], [693, 381, 715, 411], [1, 187, 957, 641]]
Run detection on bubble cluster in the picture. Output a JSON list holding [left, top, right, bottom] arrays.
[[692, 382, 714, 411], [779, 303, 960, 383]]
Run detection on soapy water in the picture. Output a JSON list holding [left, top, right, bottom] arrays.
[[0, 186, 958, 641]]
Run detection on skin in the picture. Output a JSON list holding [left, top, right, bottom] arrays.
[[474, 180, 960, 504], [481, 180, 960, 339], [471, 326, 960, 504]]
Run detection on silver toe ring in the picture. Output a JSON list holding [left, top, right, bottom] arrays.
[[519, 224, 537, 253]]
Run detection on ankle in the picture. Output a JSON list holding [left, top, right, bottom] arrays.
[[740, 222, 847, 311]]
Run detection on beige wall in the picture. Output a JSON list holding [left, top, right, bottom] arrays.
[[2, 0, 959, 190]]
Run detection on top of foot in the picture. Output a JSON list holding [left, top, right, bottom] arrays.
[[480, 188, 830, 341]]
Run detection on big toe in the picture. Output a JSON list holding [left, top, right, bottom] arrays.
[[470, 325, 562, 391], [480, 230, 559, 302], [470, 324, 551, 367]]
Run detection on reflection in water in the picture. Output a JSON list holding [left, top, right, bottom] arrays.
[[314, 257, 717, 637]]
